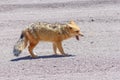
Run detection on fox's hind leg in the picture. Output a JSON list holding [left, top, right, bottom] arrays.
[[28, 42, 38, 58], [25, 30, 39, 58]]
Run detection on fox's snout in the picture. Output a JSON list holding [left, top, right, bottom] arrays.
[[79, 33, 84, 37], [75, 32, 84, 40], [76, 30, 84, 37]]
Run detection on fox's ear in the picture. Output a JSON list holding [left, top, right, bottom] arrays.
[[69, 20, 75, 24], [66, 24, 73, 29]]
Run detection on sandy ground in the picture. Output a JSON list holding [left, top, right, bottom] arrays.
[[0, 0, 120, 80]]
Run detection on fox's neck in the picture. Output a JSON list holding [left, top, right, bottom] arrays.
[[61, 29, 71, 40]]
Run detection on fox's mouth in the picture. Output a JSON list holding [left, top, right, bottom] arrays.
[[76, 36, 79, 40], [75, 33, 84, 40]]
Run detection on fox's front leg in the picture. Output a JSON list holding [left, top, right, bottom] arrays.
[[55, 41, 67, 55], [53, 43, 57, 55]]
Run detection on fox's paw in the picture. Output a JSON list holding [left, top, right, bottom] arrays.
[[31, 55, 38, 58], [31, 52, 38, 58], [62, 53, 69, 56], [32, 55, 38, 58]]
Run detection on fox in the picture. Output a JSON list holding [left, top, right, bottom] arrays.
[[13, 21, 83, 58]]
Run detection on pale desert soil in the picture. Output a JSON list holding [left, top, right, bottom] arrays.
[[0, 0, 120, 80]]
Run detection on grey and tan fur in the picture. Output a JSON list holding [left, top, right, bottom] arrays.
[[13, 21, 83, 58]]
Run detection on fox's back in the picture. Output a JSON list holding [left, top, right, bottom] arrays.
[[27, 22, 66, 41]]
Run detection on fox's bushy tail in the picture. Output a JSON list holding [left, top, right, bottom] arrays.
[[13, 31, 28, 56]]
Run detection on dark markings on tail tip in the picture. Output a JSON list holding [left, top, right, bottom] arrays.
[[20, 33, 24, 39], [13, 49, 21, 57], [14, 53, 19, 57]]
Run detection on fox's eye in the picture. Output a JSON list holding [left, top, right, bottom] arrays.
[[76, 31, 79, 33], [69, 27, 72, 29]]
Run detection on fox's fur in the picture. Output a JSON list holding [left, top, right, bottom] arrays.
[[13, 21, 83, 58]]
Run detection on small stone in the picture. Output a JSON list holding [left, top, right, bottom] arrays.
[[22, 68, 25, 70], [90, 41, 94, 44], [91, 19, 95, 22], [53, 66, 57, 67]]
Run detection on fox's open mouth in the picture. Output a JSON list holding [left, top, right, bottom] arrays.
[[75, 33, 84, 40], [76, 36, 79, 40]]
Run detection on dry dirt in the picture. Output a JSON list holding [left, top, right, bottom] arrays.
[[0, 0, 120, 80]]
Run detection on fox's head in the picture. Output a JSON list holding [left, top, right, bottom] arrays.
[[67, 21, 84, 40]]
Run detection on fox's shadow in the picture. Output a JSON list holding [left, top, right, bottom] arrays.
[[11, 54, 75, 61]]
